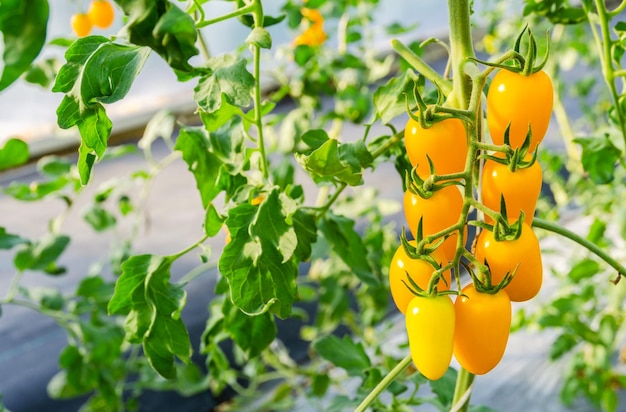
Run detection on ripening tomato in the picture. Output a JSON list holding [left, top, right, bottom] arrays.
[[404, 113, 468, 179], [389, 242, 451, 314], [487, 69, 553, 151], [406, 295, 455, 380], [404, 185, 464, 259], [88, 0, 115, 29], [453, 284, 511, 375], [71, 13, 92, 37], [481, 155, 542, 224], [474, 223, 543, 302]]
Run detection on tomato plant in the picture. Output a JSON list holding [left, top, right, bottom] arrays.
[[1, 0, 626, 411], [406, 294, 455, 380], [486, 68, 553, 151], [453, 284, 511, 375]]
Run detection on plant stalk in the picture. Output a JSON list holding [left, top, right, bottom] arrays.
[[451, 366, 475, 412], [354, 354, 412, 412]]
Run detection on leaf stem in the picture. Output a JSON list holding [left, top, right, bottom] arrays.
[[446, 0, 476, 108], [532, 217, 626, 277], [251, 0, 269, 179], [196, 3, 255, 28], [391, 39, 453, 96], [450, 367, 475, 412], [354, 354, 412, 412]]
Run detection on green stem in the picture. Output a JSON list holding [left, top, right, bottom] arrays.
[[609, 0, 626, 17], [451, 367, 475, 412], [251, 0, 269, 179], [391, 39, 453, 96], [354, 354, 412, 412], [447, 0, 476, 108], [587, 0, 626, 151], [532, 217, 626, 277], [371, 130, 404, 159], [196, 3, 255, 28]]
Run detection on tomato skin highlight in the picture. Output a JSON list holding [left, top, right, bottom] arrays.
[[88, 0, 115, 29], [474, 223, 543, 302], [404, 114, 468, 179], [403, 185, 464, 259], [453, 284, 511, 375], [71, 13, 92, 37], [388, 243, 451, 314], [406, 295, 455, 380], [486, 69, 553, 151], [481, 155, 542, 224]]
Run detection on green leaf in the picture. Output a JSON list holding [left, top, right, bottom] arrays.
[[222, 299, 277, 357], [218, 189, 303, 318], [0, 0, 49, 91], [108, 255, 192, 379], [175, 127, 224, 208], [0, 227, 28, 249], [52, 36, 109, 94], [549, 333, 578, 360], [79, 43, 151, 105], [115, 0, 198, 71], [23, 57, 59, 88], [194, 54, 254, 114], [0, 138, 29, 171], [586, 218, 606, 244], [4, 176, 72, 201], [199, 97, 243, 132], [204, 204, 225, 237], [573, 135, 621, 184], [311, 374, 331, 397], [567, 258, 600, 281], [37, 156, 72, 177], [83, 206, 117, 232], [373, 70, 418, 124], [296, 138, 367, 186], [246, 27, 272, 49], [429, 367, 457, 407], [319, 213, 377, 286], [13, 233, 70, 273], [312, 335, 371, 377]]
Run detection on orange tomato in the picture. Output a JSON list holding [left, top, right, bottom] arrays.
[[388, 242, 451, 314], [404, 113, 467, 179], [403, 185, 464, 259], [474, 223, 543, 302], [88, 0, 115, 29], [453, 284, 511, 375], [71, 13, 92, 37]]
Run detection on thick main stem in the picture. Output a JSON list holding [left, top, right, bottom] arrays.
[[448, 0, 477, 408], [446, 0, 476, 109]]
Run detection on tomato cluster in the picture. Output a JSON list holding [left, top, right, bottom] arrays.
[[71, 0, 115, 38], [390, 64, 552, 380]]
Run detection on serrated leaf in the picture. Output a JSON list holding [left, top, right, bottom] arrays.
[[218, 190, 302, 318], [295, 139, 363, 186], [222, 298, 276, 358], [312, 335, 371, 377], [0, 0, 49, 91], [573, 135, 620, 184], [175, 127, 223, 208], [373, 70, 418, 124], [319, 213, 377, 285], [108, 255, 192, 379], [116, 0, 197, 71], [0, 138, 28, 171], [194, 54, 254, 114]]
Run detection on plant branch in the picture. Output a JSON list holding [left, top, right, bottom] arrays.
[[354, 354, 412, 412], [532, 217, 626, 277], [196, 3, 255, 28], [391, 39, 453, 96], [451, 367, 475, 412]]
